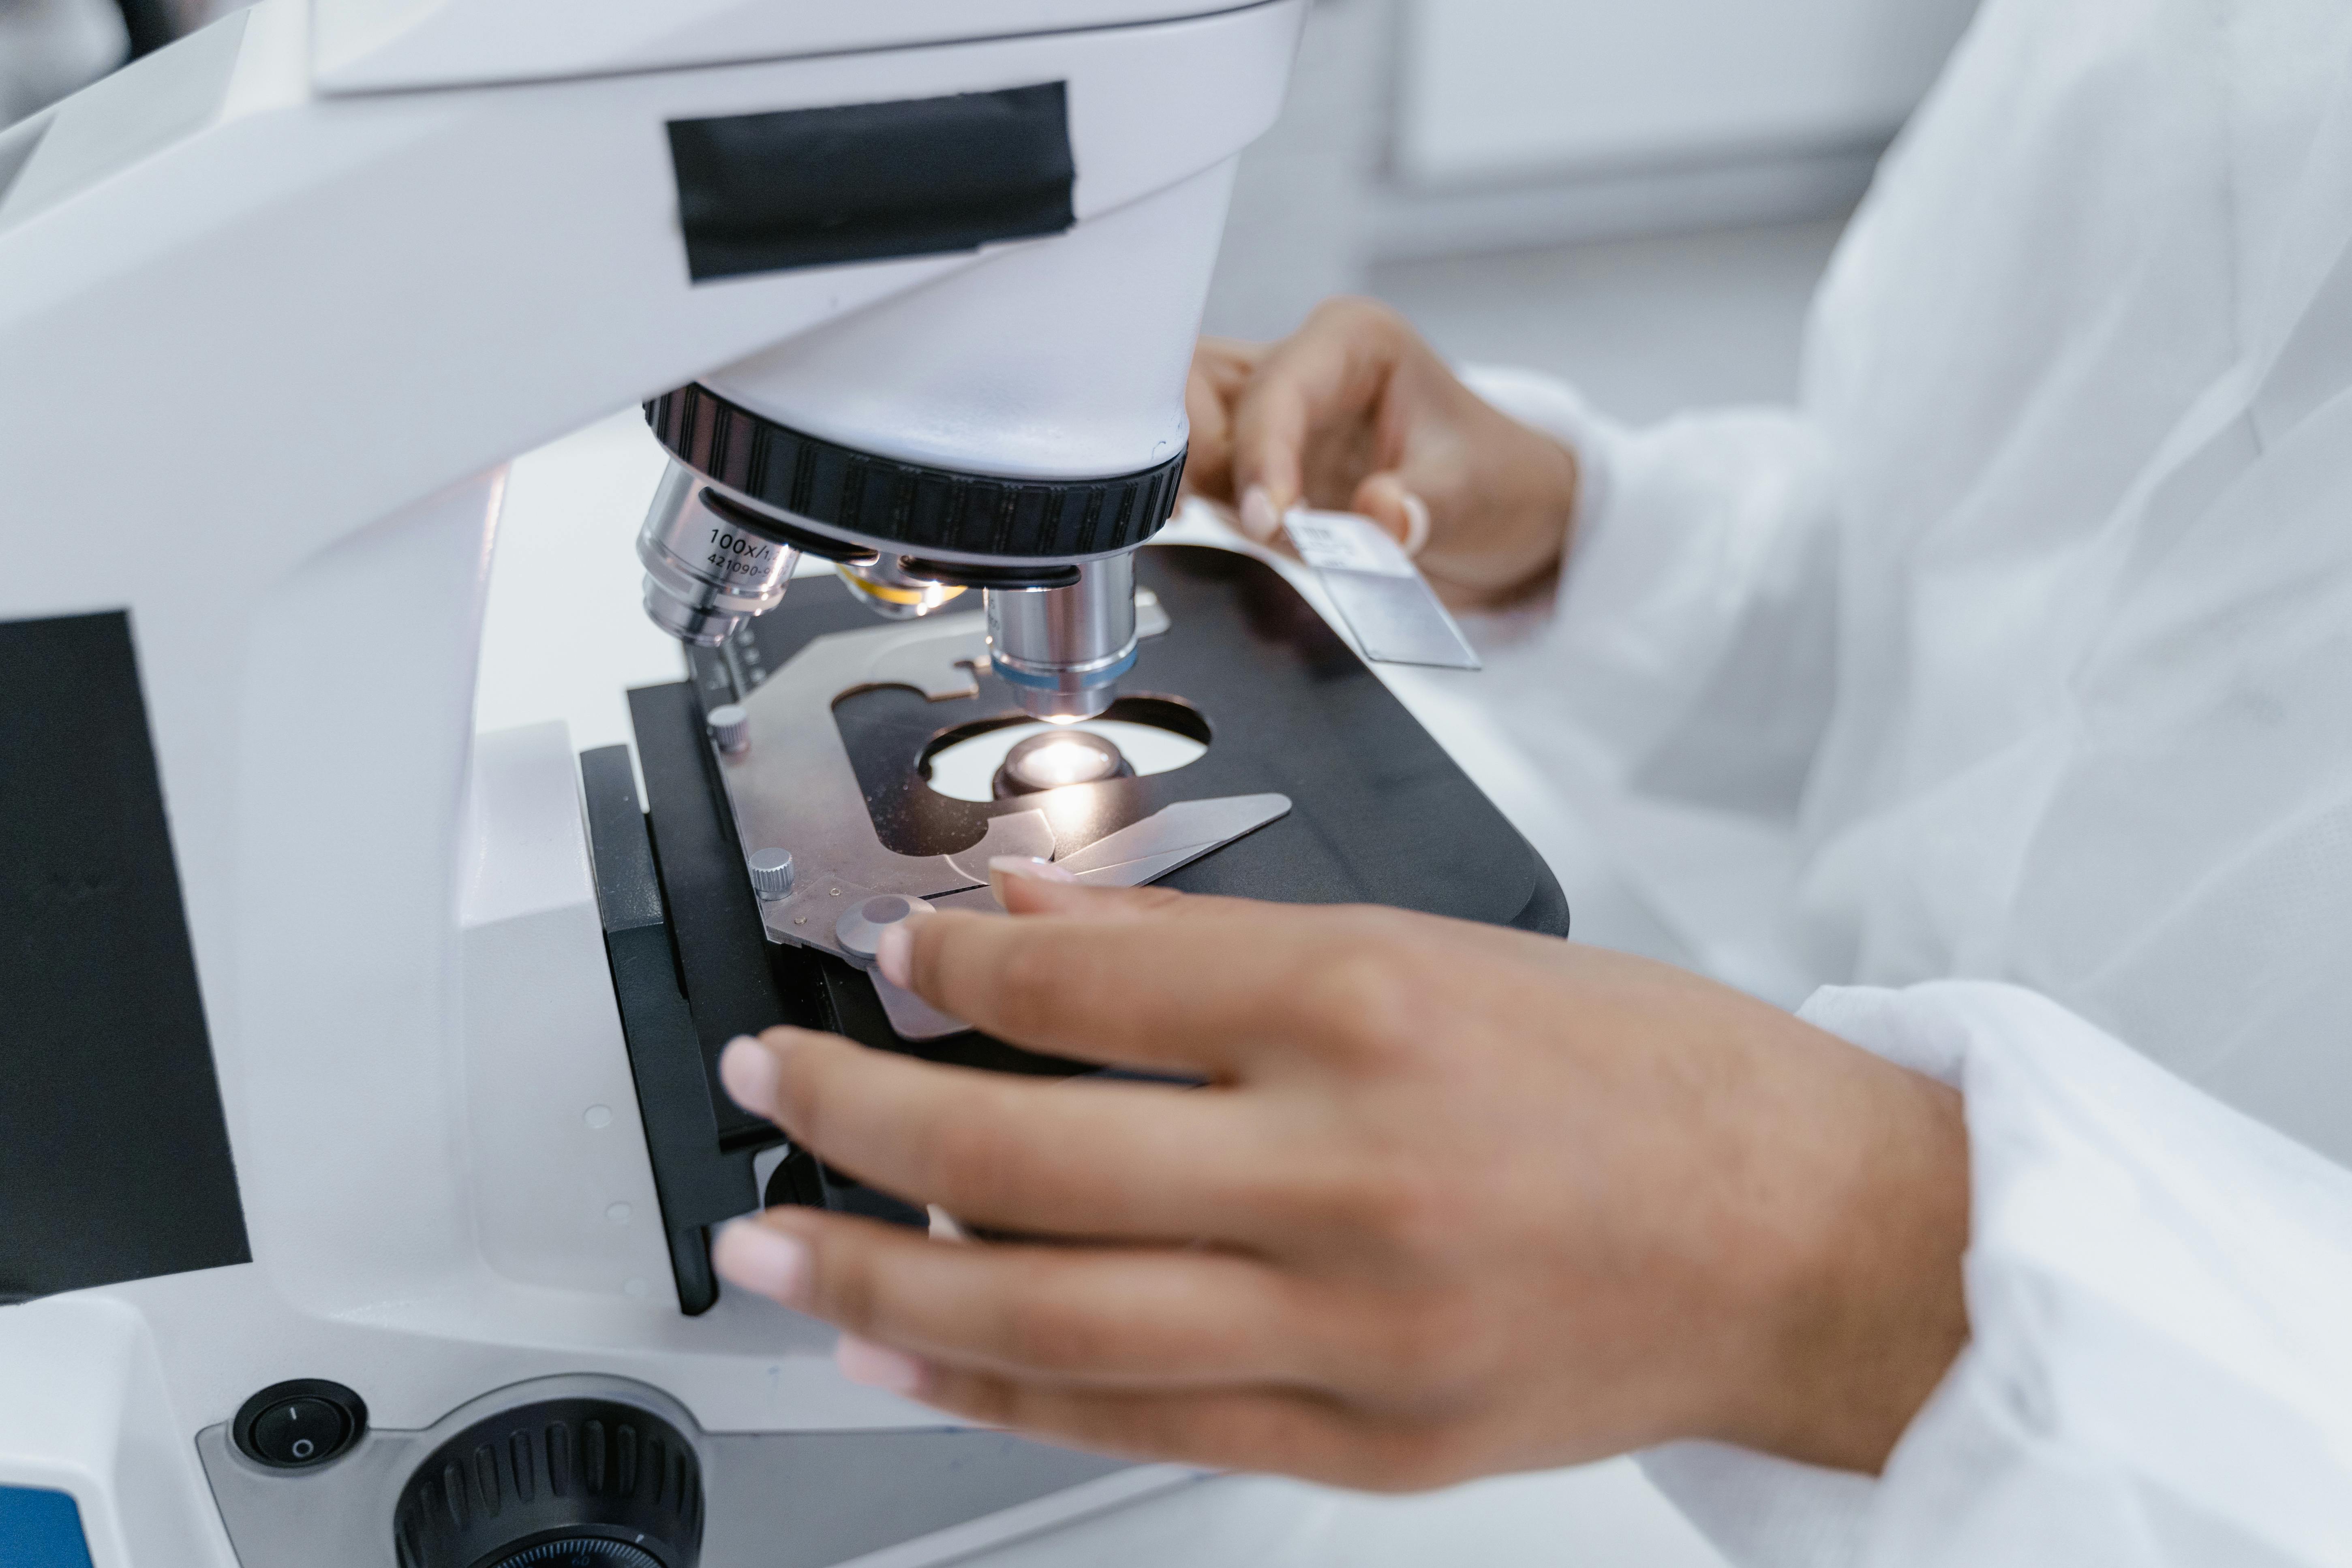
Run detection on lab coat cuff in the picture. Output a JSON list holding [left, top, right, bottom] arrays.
[[1647, 979, 2352, 1567], [1639, 1440, 1877, 1568], [1632, 983, 1975, 1566], [1457, 362, 1626, 549]]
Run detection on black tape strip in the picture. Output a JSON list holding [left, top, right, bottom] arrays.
[[667, 81, 1076, 282]]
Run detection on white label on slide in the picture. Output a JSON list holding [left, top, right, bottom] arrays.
[[1283, 509, 1418, 578], [1279, 507, 1480, 670]]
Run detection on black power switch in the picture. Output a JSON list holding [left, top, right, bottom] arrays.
[[249, 1398, 347, 1465], [233, 1380, 367, 1470]]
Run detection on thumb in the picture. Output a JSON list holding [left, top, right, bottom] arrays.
[[1350, 472, 1433, 558]]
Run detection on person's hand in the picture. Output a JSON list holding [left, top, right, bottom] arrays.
[[1181, 299, 1582, 608], [710, 867, 1971, 1491]]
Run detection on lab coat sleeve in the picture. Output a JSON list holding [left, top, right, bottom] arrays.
[[1459, 366, 1843, 821], [1641, 981, 2352, 1568]]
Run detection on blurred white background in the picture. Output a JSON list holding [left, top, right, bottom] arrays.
[[1206, 0, 1980, 415]]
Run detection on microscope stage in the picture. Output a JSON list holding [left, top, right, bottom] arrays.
[[583, 545, 1567, 1313]]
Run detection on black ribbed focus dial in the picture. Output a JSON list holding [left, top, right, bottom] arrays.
[[392, 1398, 702, 1568], [487, 1543, 664, 1568], [646, 382, 1187, 561], [488, 1543, 664, 1568]]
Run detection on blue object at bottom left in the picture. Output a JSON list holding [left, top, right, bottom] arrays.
[[0, 1486, 95, 1568]]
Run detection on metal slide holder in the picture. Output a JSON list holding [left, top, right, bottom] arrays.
[[702, 587, 1288, 1037]]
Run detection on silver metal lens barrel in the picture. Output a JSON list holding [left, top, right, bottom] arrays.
[[637, 461, 801, 646], [985, 553, 1139, 721]]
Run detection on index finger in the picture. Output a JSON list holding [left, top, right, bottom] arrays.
[[740, 1029, 1288, 1243], [1229, 298, 1410, 513], [1181, 338, 1265, 504], [899, 886, 1394, 1078]]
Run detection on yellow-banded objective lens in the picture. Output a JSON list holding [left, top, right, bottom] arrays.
[[834, 562, 966, 619]]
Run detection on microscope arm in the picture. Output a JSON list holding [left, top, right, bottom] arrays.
[[0, 0, 1298, 1322]]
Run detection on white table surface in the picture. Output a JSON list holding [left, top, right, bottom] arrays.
[[474, 411, 1728, 1568]]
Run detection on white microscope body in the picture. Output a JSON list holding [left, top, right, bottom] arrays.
[[0, 2, 1302, 1562]]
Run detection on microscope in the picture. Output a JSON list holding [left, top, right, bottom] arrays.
[[0, 3, 1565, 1565]]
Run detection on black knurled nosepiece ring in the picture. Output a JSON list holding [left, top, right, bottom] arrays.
[[646, 383, 1188, 562]]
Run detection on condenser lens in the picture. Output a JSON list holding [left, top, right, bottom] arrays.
[[998, 729, 1128, 795]]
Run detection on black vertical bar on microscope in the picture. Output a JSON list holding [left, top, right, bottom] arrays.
[[627, 682, 799, 1149], [579, 745, 748, 1315], [113, 0, 176, 58], [0, 610, 250, 1301]]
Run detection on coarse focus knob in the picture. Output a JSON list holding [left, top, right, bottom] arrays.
[[747, 849, 795, 900], [391, 1397, 702, 1568], [705, 704, 750, 755]]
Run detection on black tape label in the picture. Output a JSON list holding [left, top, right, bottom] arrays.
[[666, 81, 1076, 282]]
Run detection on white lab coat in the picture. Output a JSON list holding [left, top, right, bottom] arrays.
[[1459, 0, 2352, 1559]]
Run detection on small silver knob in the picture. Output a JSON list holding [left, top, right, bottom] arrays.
[[747, 848, 795, 901], [834, 893, 933, 962], [706, 703, 751, 755]]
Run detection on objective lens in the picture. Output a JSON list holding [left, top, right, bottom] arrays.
[[637, 461, 800, 646], [984, 554, 1138, 721], [993, 729, 1132, 798], [835, 557, 967, 621]]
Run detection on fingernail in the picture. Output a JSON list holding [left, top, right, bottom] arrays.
[[1239, 484, 1281, 542], [875, 923, 913, 990], [987, 854, 1078, 909], [989, 855, 1076, 882], [718, 1035, 779, 1114], [1398, 491, 1432, 558], [837, 1334, 927, 1397], [712, 1220, 809, 1305]]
